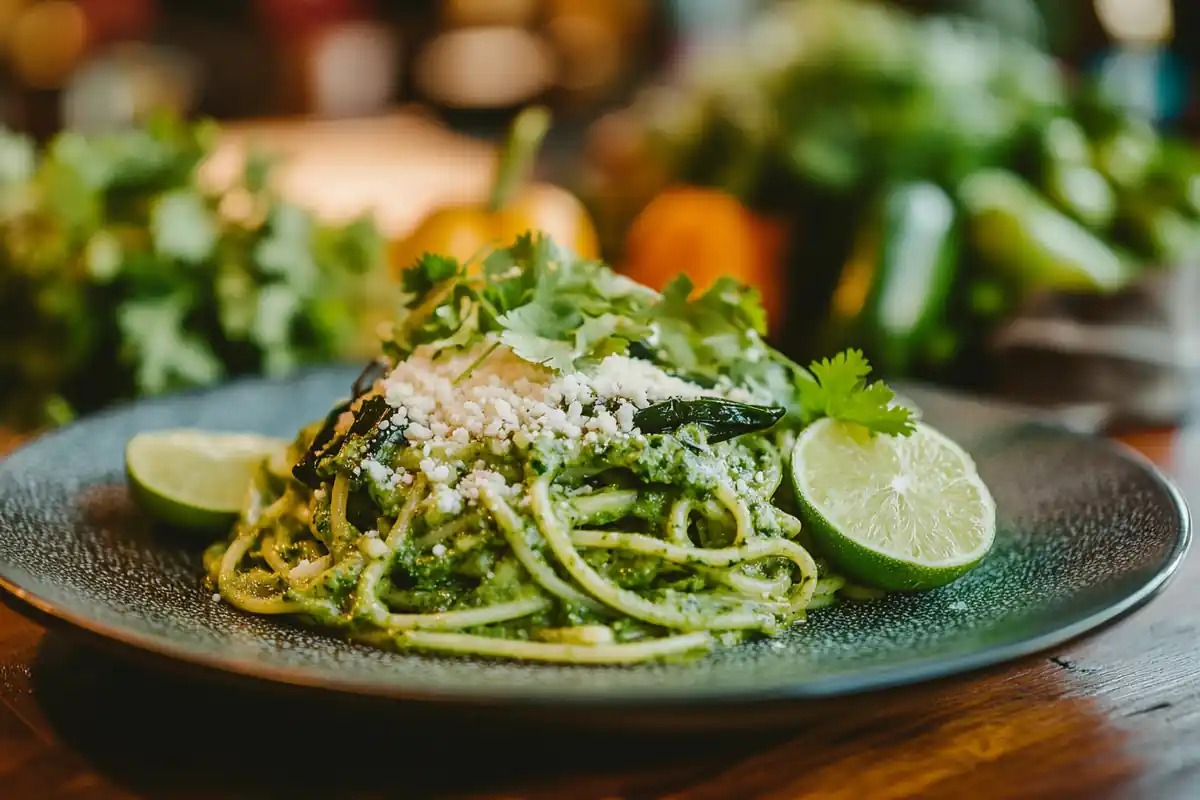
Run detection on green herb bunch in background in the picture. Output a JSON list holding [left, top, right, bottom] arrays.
[[0, 112, 393, 432], [581, 0, 1200, 387]]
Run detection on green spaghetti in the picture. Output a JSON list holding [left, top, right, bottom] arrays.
[[203, 232, 919, 663]]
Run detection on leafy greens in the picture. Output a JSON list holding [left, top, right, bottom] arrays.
[[0, 112, 392, 431], [384, 232, 914, 436]]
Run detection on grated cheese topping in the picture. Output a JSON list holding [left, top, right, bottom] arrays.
[[368, 339, 739, 513], [381, 341, 723, 450]]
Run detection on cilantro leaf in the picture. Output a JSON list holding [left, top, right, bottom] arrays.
[[151, 189, 217, 263], [251, 283, 302, 371], [0, 112, 388, 431], [491, 233, 655, 372], [384, 254, 472, 362], [574, 313, 650, 365], [401, 252, 461, 298], [118, 294, 224, 394], [799, 349, 914, 435], [498, 302, 575, 370], [377, 230, 911, 441], [387, 231, 657, 374], [255, 203, 320, 294], [652, 275, 766, 380]]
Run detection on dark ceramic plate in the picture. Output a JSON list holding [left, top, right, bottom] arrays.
[[0, 367, 1189, 724]]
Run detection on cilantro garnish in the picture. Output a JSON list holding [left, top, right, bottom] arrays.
[[386, 231, 914, 437], [799, 349, 915, 436], [384, 233, 657, 374]]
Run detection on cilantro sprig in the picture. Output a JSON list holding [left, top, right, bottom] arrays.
[[384, 233, 659, 374], [386, 231, 913, 437], [799, 349, 914, 435]]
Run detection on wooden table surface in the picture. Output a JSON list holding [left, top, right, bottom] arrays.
[[0, 427, 1195, 799]]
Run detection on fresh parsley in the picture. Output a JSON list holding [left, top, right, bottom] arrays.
[[386, 232, 913, 437]]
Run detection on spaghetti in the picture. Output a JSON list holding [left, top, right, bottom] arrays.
[[203, 234, 902, 663]]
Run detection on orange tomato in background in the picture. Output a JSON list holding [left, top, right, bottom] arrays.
[[620, 185, 788, 335]]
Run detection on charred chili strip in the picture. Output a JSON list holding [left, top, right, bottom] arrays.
[[633, 398, 785, 444], [292, 398, 352, 489], [352, 358, 389, 399]]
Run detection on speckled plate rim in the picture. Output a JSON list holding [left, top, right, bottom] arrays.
[[0, 383, 1191, 709]]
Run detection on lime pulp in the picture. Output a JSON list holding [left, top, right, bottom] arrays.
[[790, 418, 997, 591], [125, 429, 287, 532]]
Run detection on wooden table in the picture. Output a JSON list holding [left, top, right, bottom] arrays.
[[0, 428, 1195, 799]]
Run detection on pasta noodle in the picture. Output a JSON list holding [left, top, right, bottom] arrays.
[[201, 236, 896, 664]]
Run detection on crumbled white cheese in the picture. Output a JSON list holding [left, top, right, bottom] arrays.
[[616, 402, 636, 433], [362, 459, 394, 489], [434, 485, 464, 515], [378, 340, 727, 456], [431, 543, 447, 557], [419, 458, 452, 483], [406, 422, 433, 441], [456, 469, 516, 505]]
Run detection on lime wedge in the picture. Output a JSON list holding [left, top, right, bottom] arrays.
[[125, 429, 287, 532], [790, 418, 996, 591]]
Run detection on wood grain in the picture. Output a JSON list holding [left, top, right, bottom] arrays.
[[0, 427, 1196, 798]]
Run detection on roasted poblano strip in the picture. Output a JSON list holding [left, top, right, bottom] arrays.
[[633, 398, 785, 443]]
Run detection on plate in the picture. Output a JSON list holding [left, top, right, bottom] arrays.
[[0, 366, 1189, 723]]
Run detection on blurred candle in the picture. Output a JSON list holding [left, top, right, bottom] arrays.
[[1095, 0, 1173, 45], [307, 20, 399, 118], [413, 25, 553, 110]]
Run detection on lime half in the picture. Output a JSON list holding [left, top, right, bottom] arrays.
[[125, 429, 287, 532], [790, 418, 996, 591]]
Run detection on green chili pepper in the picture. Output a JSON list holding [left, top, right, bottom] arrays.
[[352, 358, 389, 399], [293, 395, 407, 490], [633, 398, 785, 443], [1043, 163, 1116, 231], [854, 181, 960, 377], [292, 399, 352, 489], [958, 169, 1129, 294], [1040, 117, 1092, 167]]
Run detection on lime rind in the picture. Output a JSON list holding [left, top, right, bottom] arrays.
[[790, 418, 997, 591], [125, 429, 287, 532]]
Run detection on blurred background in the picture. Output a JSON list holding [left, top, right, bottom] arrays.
[[0, 0, 1197, 436]]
